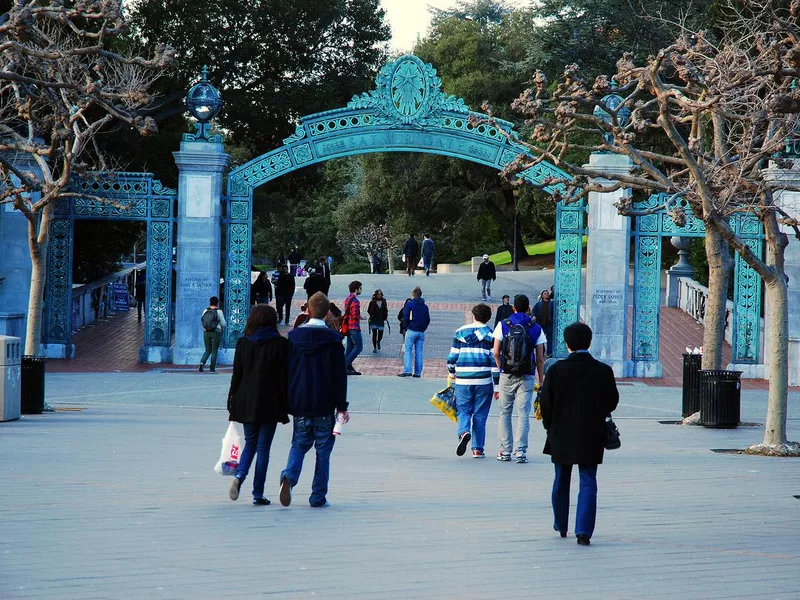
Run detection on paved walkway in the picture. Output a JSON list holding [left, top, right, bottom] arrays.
[[2, 374, 799, 599]]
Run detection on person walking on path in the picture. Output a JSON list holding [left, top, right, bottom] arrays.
[[476, 254, 496, 301], [398, 286, 430, 377], [135, 272, 146, 322], [279, 292, 349, 508], [303, 267, 326, 300], [287, 247, 301, 276], [199, 296, 226, 373], [317, 256, 331, 296], [494, 294, 513, 327], [403, 234, 419, 277], [274, 263, 296, 325], [251, 271, 273, 305], [421, 234, 435, 276], [367, 289, 389, 353], [492, 293, 546, 464], [227, 304, 289, 505], [540, 322, 619, 546], [446, 303, 498, 458], [342, 281, 364, 375], [533, 288, 554, 356]]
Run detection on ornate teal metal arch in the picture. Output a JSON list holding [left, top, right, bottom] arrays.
[[222, 54, 575, 345], [632, 193, 763, 368]]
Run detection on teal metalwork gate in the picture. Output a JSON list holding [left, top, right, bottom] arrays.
[[43, 173, 176, 358], [553, 200, 587, 358], [631, 193, 763, 369], [222, 55, 573, 346]]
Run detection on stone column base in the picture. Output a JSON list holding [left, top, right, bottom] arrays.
[[726, 363, 765, 379], [625, 360, 663, 378], [172, 346, 235, 366], [139, 345, 173, 364], [40, 343, 75, 359]]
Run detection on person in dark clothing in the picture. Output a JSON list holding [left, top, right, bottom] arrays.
[[398, 286, 431, 377], [403, 234, 419, 277], [303, 268, 327, 299], [135, 272, 146, 322], [421, 234, 435, 276], [540, 322, 619, 546], [533, 289, 554, 356], [279, 292, 349, 508], [288, 247, 301, 275], [476, 254, 496, 300], [494, 294, 513, 327], [367, 289, 389, 352], [274, 264, 296, 325], [277, 252, 286, 267], [227, 304, 290, 506], [317, 256, 331, 295], [251, 271, 273, 305]]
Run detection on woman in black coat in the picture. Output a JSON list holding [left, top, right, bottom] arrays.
[[367, 289, 389, 352], [227, 304, 289, 505], [540, 322, 619, 545]]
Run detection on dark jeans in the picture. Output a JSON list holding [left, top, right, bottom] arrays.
[[200, 330, 221, 370], [236, 423, 278, 500], [276, 294, 292, 324], [345, 329, 363, 369], [371, 327, 384, 348], [137, 298, 145, 320], [405, 255, 416, 276], [552, 464, 598, 538], [281, 415, 336, 507]]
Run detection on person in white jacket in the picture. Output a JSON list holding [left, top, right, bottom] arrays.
[[199, 296, 226, 373]]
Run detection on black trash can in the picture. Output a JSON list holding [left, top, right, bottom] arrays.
[[699, 370, 741, 428], [681, 353, 703, 417], [21, 355, 46, 415]]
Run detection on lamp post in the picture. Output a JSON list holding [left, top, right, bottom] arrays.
[[512, 201, 519, 271], [185, 65, 223, 141], [593, 80, 631, 146]]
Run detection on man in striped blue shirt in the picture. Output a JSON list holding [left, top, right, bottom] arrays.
[[446, 304, 499, 458]]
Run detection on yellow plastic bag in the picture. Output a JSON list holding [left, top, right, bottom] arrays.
[[533, 383, 543, 421], [430, 381, 457, 422]]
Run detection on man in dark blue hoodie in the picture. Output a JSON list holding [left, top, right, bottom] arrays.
[[279, 292, 349, 508], [398, 286, 431, 378]]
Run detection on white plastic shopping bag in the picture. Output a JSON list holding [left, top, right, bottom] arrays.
[[214, 422, 245, 476]]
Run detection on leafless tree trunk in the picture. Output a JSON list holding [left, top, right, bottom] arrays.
[[702, 230, 733, 370], [25, 203, 50, 356]]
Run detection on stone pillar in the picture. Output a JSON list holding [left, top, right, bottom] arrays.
[[584, 153, 635, 377], [761, 162, 800, 383], [172, 140, 229, 365], [666, 236, 694, 307]]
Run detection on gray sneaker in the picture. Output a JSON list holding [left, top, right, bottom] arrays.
[[229, 477, 241, 501], [496, 451, 511, 462], [514, 453, 528, 464]]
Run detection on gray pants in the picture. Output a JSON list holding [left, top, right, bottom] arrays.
[[200, 330, 222, 371], [497, 374, 535, 454], [480, 279, 492, 300]]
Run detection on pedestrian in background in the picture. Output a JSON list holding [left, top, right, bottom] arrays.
[[318, 256, 331, 296], [403, 234, 419, 277], [367, 289, 388, 353], [421, 234, 435, 276], [288, 247, 301, 276], [342, 280, 363, 375], [494, 294, 513, 327], [476, 254, 496, 301], [135, 271, 146, 322], [279, 292, 349, 508], [446, 303, 498, 458], [227, 304, 289, 506], [533, 288, 554, 356], [274, 263, 296, 326], [398, 286, 430, 378], [540, 322, 619, 546], [492, 293, 546, 464], [199, 296, 226, 373]]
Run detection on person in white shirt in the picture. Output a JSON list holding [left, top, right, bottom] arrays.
[[200, 296, 226, 373]]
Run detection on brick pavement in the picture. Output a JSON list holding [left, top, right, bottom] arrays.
[[1, 400, 798, 599]]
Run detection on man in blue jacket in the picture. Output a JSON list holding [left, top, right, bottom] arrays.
[[279, 292, 349, 508], [398, 286, 431, 378]]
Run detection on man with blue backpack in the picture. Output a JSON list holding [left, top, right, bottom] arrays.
[[492, 294, 546, 463]]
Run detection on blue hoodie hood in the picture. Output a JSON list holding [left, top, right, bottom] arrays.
[[246, 327, 281, 343]]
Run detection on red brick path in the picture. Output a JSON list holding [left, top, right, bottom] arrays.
[[47, 300, 777, 389]]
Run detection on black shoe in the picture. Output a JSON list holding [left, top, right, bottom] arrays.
[[279, 476, 292, 507], [229, 477, 242, 501], [412, 374, 421, 378], [347, 368, 362, 376], [253, 497, 271, 506], [456, 432, 471, 456], [198, 364, 204, 372], [577, 535, 590, 546], [397, 372, 411, 377], [377, 342, 381, 350], [554, 527, 567, 538], [373, 348, 377, 353]]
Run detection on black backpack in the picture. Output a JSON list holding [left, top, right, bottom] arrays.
[[501, 319, 534, 375], [201, 308, 220, 332]]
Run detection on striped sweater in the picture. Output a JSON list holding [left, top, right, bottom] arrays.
[[446, 322, 499, 387]]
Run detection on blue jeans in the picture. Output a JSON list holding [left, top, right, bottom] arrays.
[[281, 415, 336, 507], [235, 423, 278, 500], [423, 256, 432, 275], [552, 464, 598, 538], [403, 330, 425, 375], [345, 330, 363, 369], [455, 384, 493, 451]]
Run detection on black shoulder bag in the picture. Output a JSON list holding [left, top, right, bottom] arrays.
[[605, 415, 621, 450]]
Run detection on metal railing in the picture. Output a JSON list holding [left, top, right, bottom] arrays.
[[70, 262, 144, 333]]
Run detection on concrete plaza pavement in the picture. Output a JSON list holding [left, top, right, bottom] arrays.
[[1, 373, 799, 599]]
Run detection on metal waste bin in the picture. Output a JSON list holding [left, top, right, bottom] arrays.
[[21, 355, 45, 415], [681, 353, 703, 417], [0, 336, 22, 422], [699, 370, 742, 428]]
